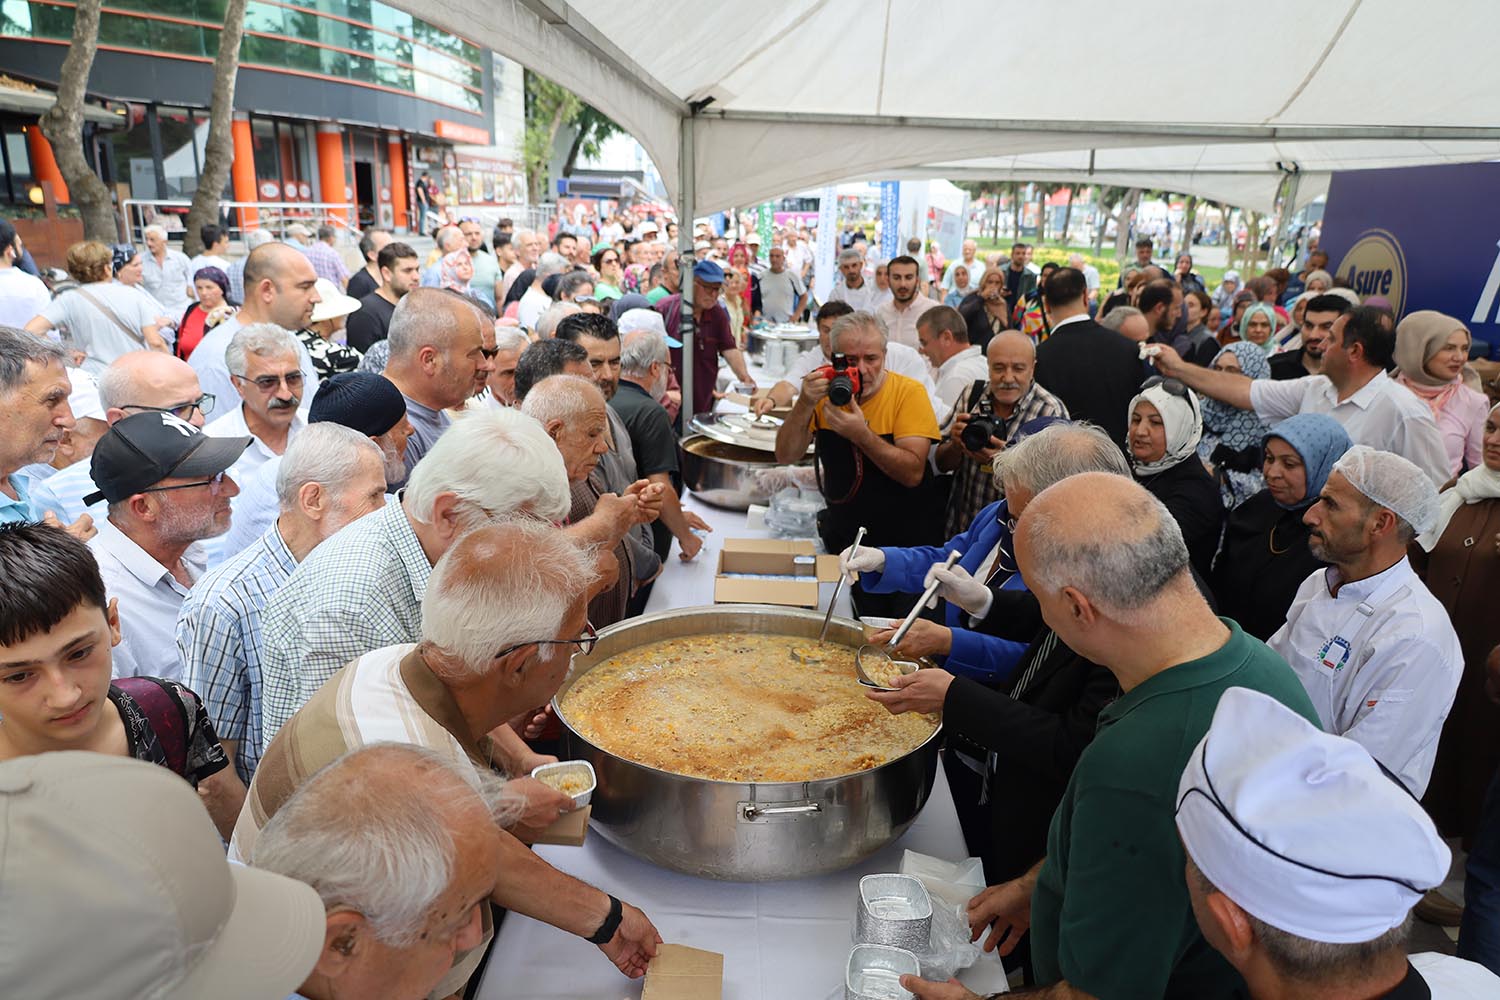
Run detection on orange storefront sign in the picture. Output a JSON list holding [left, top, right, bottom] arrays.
[[434, 119, 490, 145]]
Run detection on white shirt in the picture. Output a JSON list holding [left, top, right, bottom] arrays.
[[141, 248, 194, 315], [188, 317, 321, 418], [876, 295, 939, 351], [0, 266, 51, 327], [188, 253, 230, 276], [757, 268, 806, 323], [517, 286, 552, 331], [1268, 558, 1462, 796], [1410, 952, 1500, 996], [785, 342, 943, 417], [205, 403, 304, 486], [1248, 371, 1450, 487], [27, 459, 105, 526], [88, 518, 207, 681], [826, 279, 884, 312], [932, 345, 990, 417], [219, 456, 283, 565]]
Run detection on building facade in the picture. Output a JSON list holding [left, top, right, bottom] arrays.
[[0, 0, 526, 235]]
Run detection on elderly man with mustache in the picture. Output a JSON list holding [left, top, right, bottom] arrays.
[[205, 324, 307, 486]]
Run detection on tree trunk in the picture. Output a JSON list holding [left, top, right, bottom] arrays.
[[1010, 183, 1023, 243], [1245, 212, 1263, 273], [1113, 188, 1143, 262], [561, 125, 586, 180], [1091, 193, 1110, 256], [183, 0, 247, 257], [1060, 184, 1078, 244], [1180, 196, 1198, 259], [990, 188, 1000, 243], [1035, 186, 1048, 244], [39, 0, 117, 242]]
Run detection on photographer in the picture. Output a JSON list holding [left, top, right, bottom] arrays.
[[934, 331, 1068, 536], [775, 311, 941, 616]]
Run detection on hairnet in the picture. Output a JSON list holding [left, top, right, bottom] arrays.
[[1331, 445, 1439, 535]]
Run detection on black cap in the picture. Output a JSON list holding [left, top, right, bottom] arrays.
[[308, 372, 407, 437], [84, 411, 251, 505]]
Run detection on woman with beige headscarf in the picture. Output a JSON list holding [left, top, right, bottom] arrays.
[[1393, 310, 1489, 478]]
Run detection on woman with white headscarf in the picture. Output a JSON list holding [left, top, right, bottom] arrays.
[[1393, 310, 1489, 478], [1197, 342, 1273, 508], [1410, 401, 1500, 844], [1128, 376, 1223, 578]]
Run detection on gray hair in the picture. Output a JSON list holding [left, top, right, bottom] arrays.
[[405, 408, 570, 527], [495, 327, 530, 354], [1099, 305, 1145, 333], [275, 423, 382, 511], [534, 302, 580, 340], [0, 327, 67, 394], [387, 287, 463, 363], [1187, 857, 1413, 984], [252, 743, 522, 948], [1022, 476, 1189, 622], [225, 323, 300, 377], [244, 230, 274, 251], [142, 224, 166, 240], [620, 329, 668, 377], [535, 251, 570, 280], [434, 226, 463, 253], [993, 422, 1131, 494], [556, 271, 593, 301], [829, 311, 888, 353], [837, 248, 863, 266], [421, 518, 597, 675], [519, 374, 603, 426]]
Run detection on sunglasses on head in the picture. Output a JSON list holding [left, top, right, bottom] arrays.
[[1140, 375, 1200, 412]]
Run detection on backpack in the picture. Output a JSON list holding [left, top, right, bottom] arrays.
[[113, 676, 190, 778]]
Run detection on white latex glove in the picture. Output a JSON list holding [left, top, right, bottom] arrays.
[[839, 544, 886, 583], [924, 563, 991, 616]]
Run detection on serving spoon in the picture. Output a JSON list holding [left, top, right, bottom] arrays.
[[819, 526, 866, 644], [855, 550, 961, 689]]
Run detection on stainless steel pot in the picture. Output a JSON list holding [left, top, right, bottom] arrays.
[[553, 606, 942, 881], [679, 434, 810, 510]]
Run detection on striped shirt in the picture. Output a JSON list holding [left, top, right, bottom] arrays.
[[258, 496, 429, 747], [176, 522, 298, 783], [230, 643, 495, 1000]]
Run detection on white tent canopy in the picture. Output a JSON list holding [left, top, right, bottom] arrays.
[[413, 0, 1500, 215]]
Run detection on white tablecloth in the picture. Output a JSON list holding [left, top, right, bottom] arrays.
[[477, 485, 1005, 999]]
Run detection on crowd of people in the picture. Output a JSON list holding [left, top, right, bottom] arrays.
[[1, 205, 1499, 999]]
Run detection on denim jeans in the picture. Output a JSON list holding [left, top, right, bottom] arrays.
[[1458, 762, 1500, 974]]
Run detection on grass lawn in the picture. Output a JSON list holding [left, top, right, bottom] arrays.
[[969, 238, 1237, 292]]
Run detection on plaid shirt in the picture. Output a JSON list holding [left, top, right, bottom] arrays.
[[943, 380, 1068, 537], [300, 240, 350, 286], [258, 496, 429, 748], [176, 523, 298, 783]]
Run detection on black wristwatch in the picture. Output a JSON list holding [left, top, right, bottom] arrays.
[[586, 894, 624, 945]]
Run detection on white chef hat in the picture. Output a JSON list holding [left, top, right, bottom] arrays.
[[1175, 687, 1449, 944], [1330, 445, 1440, 536]]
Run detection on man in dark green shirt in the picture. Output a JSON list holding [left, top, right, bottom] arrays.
[[902, 473, 1318, 1000]]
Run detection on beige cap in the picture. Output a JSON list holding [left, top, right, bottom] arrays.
[[309, 277, 362, 323], [0, 752, 325, 1000]]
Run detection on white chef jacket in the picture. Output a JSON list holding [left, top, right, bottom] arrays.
[[1268, 557, 1462, 797]]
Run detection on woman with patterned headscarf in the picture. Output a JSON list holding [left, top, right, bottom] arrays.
[[1238, 302, 1280, 354], [1393, 310, 1489, 479], [175, 265, 237, 360], [439, 247, 473, 295], [1211, 413, 1352, 639], [1197, 342, 1273, 508], [1127, 376, 1223, 578]]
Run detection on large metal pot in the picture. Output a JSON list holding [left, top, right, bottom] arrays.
[[679, 433, 811, 510], [553, 606, 941, 881]]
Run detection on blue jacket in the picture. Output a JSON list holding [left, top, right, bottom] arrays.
[[860, 499, 1028, 684]]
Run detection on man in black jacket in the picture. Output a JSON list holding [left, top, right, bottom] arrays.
[[1033, 268, 1145, 448]]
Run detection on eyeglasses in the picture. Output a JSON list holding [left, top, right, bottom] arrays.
[[600, 256, 620, 266], [1141, 375, 1191, 398], [495, 621, 598, 660], [233, 372, 305, 392], [122, 394, 216, 420], [141, 471, 229, 496]]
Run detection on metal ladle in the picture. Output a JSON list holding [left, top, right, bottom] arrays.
[[819, 526, 866, 643], [855, 550, 961, 690]]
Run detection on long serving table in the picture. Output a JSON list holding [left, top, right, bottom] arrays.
[[478, 487, 1009, 998]]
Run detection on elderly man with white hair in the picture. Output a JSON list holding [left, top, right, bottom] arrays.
[[1176, 687, 1500, 997], [518, 251, 571, 331], [900, 473, 1319, 1000], [501, 228, 539, 302], [241, 522, 664, 996], [535, 300, 581, 340], [1268, 445, 1463, 797], [464, 326, 530, 410], [178, 423, 388, 786], [140, 223, 194, 315], [253, 743, 512, 1000], [522, 374, 663, 626], [206, 324, 306, 484]]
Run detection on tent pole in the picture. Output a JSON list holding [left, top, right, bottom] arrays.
[[677, 113, 697, 438]]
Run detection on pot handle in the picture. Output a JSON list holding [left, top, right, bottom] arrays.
[[739, 801, 822, 822]]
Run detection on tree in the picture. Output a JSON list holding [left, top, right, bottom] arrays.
[[1034, 184, 1048, 244], [1112, 188, 1144, 262], [38, 0, 116, 241], [183, 0, 247, 257], [1179, 195, 1198, 261], [1059, 184, 1081, 245], [522, 71, 580, 204], [1009, 182, 1024, 242], [560, 105, 623, 180]]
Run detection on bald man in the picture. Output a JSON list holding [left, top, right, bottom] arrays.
[[902, 474, 1318, 1000], [933, 330, 1066, 536], [30, 351, 212, 525], [190, 242, 323, 409], [381, 288, 495, 477]]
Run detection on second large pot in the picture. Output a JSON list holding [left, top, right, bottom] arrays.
[[553, 606, 941, 881]]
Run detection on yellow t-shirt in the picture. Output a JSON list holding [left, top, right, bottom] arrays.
[[810, 371, 940, 442]]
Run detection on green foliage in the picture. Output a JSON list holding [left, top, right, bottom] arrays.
[[522, 69, 623, 203]]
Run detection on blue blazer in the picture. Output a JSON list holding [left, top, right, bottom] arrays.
[[859, 499, 1028, 684]]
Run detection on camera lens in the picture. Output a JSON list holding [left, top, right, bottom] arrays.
[[828, 373, 855, 406], [961, 415, 999, 452]]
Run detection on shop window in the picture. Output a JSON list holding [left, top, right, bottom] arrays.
[[98, 11, 153, 49], [102, 110, 159, 200], [243, 1, 284, 36], [157, 106, 203, 199]]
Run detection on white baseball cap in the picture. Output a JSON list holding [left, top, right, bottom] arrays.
[[0, 752, 325, 999], [309, 277, 362, 324]]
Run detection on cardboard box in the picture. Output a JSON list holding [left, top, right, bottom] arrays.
[[713, 538, 840, 607], [530, 805, 590, 847], [642, 944, 724, 1000]]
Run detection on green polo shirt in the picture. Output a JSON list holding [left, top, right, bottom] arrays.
[[1028, 619, 1318, 999]]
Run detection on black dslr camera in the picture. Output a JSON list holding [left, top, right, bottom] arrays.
[[961, 413, 1001, 452]]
